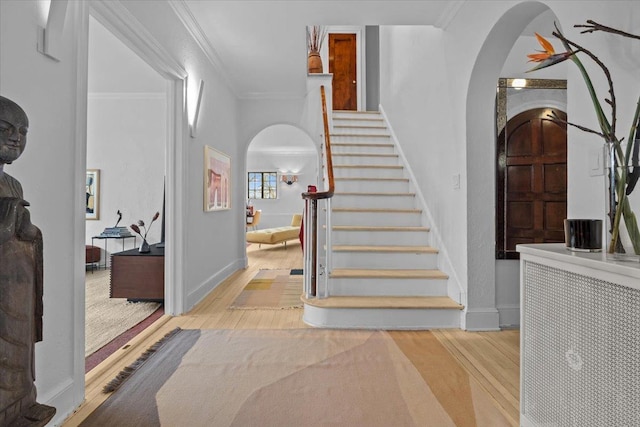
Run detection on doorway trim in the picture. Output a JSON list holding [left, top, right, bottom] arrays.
[[89, 1, 188, 316], [321, 26, 365, 111]]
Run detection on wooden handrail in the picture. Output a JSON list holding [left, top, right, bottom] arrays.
[[302, 85, 334, 201], [302, 85, 334, 298]]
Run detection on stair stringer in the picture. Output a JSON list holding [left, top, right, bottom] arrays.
[[379, 105, 465, 309]]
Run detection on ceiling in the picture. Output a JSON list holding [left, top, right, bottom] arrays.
[[180, 0, 465, 99]]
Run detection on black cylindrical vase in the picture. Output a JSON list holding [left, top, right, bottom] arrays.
[[564, 219, 603, 252]]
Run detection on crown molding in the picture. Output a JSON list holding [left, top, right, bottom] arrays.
[[90, 0, 187, 80], [167, 0, 237, 97]]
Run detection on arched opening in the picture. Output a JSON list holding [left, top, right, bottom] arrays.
[[245, 124, 318, 267], [465, 2, 565, 329]]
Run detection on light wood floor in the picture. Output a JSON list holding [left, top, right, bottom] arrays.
[[63, 241, 519, 426]]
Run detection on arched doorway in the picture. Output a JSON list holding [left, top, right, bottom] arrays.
[[465, 2, 565, 329], [245, 124, 318, 265]]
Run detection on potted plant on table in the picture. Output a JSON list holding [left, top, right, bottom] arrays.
[[130, 211, 160, 253], [307, 25, 327, 74], [527, 21, 640, 259]]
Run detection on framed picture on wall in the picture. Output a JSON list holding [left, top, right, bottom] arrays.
[[86, 169, 100, 220], [204, 146, 231, 212]]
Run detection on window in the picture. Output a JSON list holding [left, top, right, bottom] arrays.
[[248, 172, 277, 199]]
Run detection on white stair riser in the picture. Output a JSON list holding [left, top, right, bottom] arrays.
[[333, 155, 399, 166], [333, 166, 404, 179], [333, 112, 382, 120], [302, 305, 461, 329], [332, 127, 389, 136], [332, 211, 422, 227], [331, 251, 438, 269], [332, 194, 416, 209], [335, 179, 410, 193], [332, 230, 430, 246], [331, 144, 395, 155], [328, 277, 447, 297], [333, 119, 389, 130], [332, 135, 391, 145]]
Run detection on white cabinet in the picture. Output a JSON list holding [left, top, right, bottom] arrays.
[[518, 244, 640, 427]]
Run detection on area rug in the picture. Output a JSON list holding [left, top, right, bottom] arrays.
[[229, 269, 303, 310], [85, 269, 161, 356], [80, 328, 512, 427]]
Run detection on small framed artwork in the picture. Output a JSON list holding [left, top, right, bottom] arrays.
[[86, 169, 100, 220], [204, 146, 231, 211]]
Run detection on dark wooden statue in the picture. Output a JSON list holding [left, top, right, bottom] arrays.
[[0, 96, 55, 426]]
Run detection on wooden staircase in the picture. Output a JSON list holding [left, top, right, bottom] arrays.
[[302, 110, 463, 329]]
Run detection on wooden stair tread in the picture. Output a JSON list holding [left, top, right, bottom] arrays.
[[302, 295, 462, 309], [331, 133, 390, 138], [333, 117, 384, 121], [334, 125, 387, 129], [334, 177, 409, 182], [331, 268, 448, 279], [332, 225, 430, 232], [332, 142, 394, 147], [333, 207, 421, 213], [334, 164, 403, 169], [333, 153, 398, 157], [334, 192, 415, 196], [333, 110, 380, 114], [333, 245, 438, 253]]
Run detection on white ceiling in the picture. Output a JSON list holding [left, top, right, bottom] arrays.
[[181, 0, 465, 98]]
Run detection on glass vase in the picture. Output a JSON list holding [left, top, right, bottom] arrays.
[[139, 238, 150, 253], [604, 143, 640, 261]]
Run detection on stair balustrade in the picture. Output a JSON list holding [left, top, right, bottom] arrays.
[[302, 85, 334, 299]]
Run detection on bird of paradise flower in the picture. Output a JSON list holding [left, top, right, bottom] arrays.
[[526, 22, 640, 256]]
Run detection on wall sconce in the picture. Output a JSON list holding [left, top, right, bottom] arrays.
[[281, 174, 298, 185], [187, 76, 205, 138], [37, 0, 69, 61]]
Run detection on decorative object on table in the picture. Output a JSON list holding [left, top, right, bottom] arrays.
[[86, 169, 100, 220], [100, 210, 132, 237], [563, 219, 603, 252], [306, 25, 327, 74], [204, 145, 231, 212], [527, 21, 640, 260], [130, 211, 160, 253], [0, 95, 56, 426]]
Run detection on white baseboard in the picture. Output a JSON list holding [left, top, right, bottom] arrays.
[[497, 304, 520, 328], [462, 308, 500, 331], [187, 258, 245, 310]]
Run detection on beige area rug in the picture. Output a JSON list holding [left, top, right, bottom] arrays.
[[80, 328, 512, 427], [229, 269, 303, 310], [85, 269, 160, 356]]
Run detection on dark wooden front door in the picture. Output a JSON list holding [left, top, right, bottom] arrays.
[[496, 108, 567, 258], [329, 33, 357, 111]]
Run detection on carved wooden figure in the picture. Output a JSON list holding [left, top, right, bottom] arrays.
[[0, 96, 55, 426]]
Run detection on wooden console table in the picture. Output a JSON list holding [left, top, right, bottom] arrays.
[[110, 244, 164, 301]]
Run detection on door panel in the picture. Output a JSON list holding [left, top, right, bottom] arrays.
[[329, 33, 357, 111], [496, 108, 568, 259]]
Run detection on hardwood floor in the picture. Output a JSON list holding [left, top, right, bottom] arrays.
[[63, 241, 520, 426]]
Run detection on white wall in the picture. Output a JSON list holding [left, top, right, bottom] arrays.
[[86, 94, 166, 257], [0, 0, 89, 422], [379, 25, 467, 305]]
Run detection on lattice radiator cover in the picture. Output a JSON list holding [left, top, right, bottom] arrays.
[[522, 261, 640, 427]]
